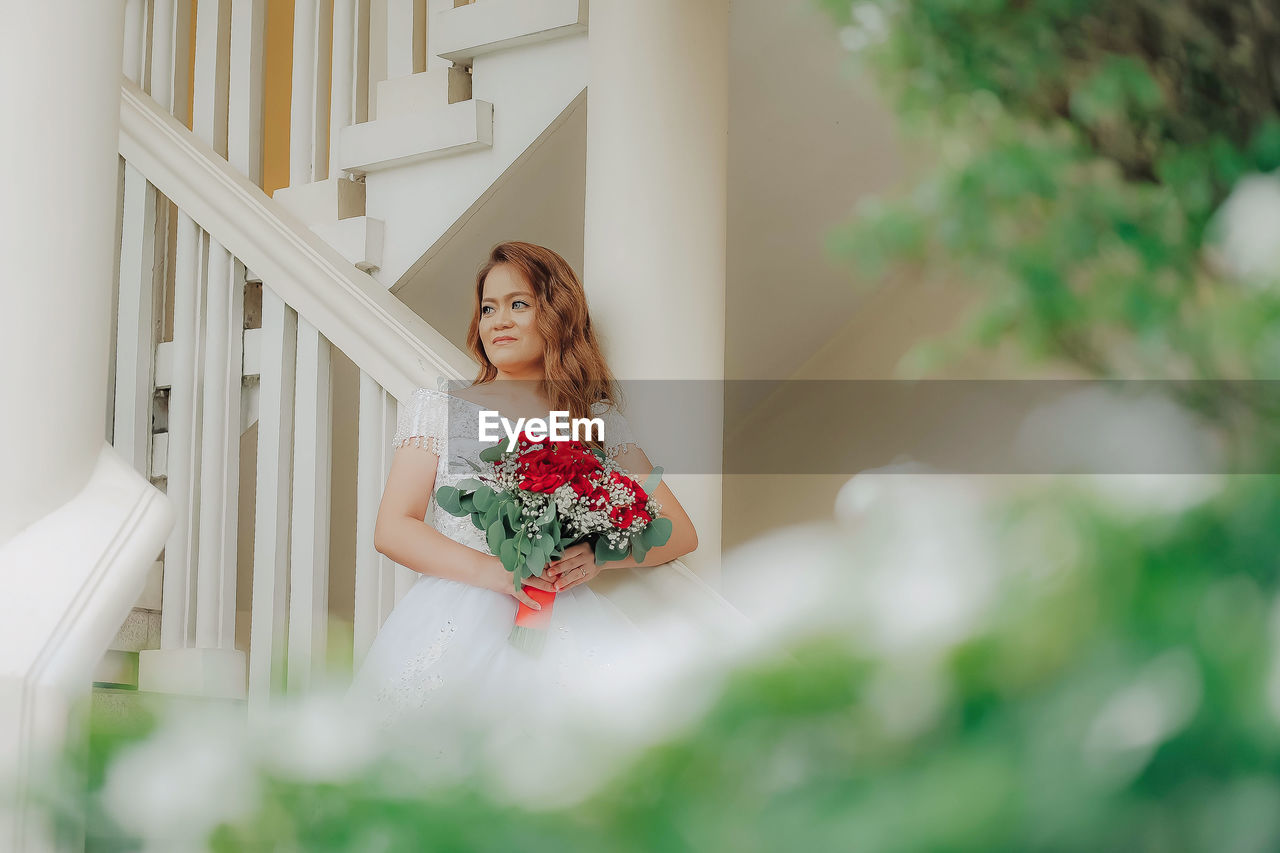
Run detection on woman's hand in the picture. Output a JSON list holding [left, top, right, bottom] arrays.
[[543, 541, 604, 592], [482, 555, 547, 611]]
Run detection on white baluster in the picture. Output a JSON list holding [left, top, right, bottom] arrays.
[[112, 166, 159, 474], [290, 0, 334, 185], [288, 317, 333, 690], [151, 0, 193, 121], [394, 550, 416, 602], [330, 0, 360, 178], [249, 289, 298, 706], [385, 0, 425, 80], [191, 0, 247, 688], [157, 215, 206, 650], [229, 0, 267, 185], [425, 0, 454, 72], [195, 243, 244, 652], [150, 0, 175, 111], [123, 0, 147, 84], [353, 374, 398, 667], [193, 0, 232, 157], [353, 0, 371, 123], [140, 0, 194, 674]]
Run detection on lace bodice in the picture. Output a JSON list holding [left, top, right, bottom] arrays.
[[391, 387, 641, 550]]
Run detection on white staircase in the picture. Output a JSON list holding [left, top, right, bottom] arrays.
[[94, 0, 590, 708], [276, 0, 590, 294]]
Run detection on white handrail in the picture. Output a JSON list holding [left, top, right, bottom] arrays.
[[117, 76, 475, 401]]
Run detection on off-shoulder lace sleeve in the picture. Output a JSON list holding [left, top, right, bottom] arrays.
[[392, 387, 447, 456], [592, 403, 639, 458]]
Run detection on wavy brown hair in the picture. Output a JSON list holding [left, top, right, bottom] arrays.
[[466, 241, 620, 423]]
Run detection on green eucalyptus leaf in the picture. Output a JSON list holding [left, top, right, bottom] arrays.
[[643, 465, 664, 494], [482, 502, 500, 531], [487, 520, 506, 555], [499, 539, 518, 575], [478, 442, 507, 463], [594, 537, 629, 566], [473, 486, 495, 512], [435, 486, 464, 516], [647, 516, 673, 547]]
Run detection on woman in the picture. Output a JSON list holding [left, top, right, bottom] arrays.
[[347, 242, 744, 745]]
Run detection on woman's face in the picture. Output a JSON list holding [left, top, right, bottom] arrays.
[[479, 263, 545, 375]]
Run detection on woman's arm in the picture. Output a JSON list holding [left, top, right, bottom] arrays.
[[603, 444, 698, 568], [373, 445, 544, 609]]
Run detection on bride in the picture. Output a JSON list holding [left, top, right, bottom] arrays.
[[347, 241, 747, 749]]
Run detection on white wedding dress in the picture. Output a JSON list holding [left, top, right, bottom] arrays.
[[346, 387, 750, 759]]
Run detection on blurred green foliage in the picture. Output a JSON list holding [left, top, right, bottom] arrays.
[[60, 477, 1280, 851], [818, 0, 1280, 398]]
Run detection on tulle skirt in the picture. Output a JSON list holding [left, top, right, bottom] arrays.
[[346, 571, 645, 725], [343, 562, 753, 802]]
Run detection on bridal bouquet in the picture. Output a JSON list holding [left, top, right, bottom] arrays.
[[435, 432, 671, 654]]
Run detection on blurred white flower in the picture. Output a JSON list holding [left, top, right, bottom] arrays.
[[834, 455, 931, 523], [101, 703, 258, 847], [851, 2, 889, 40], [849, 473, 1000, 656], [727, 463, 1008, 665], [864, 659, 950, 740], [1208, 171, 1280, 281], [1014, 385, 1224, 513], [839, 2, 889, 53], [255, 689, 381, 783], [723, 520, 847, 634], [1085, 648, 1203, 786]]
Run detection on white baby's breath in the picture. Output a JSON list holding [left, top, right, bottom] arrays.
[[1208, 171, 1280, 282]]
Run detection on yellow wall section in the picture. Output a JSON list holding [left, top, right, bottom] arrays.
[[263, 0, 295, 195], [187, 0, 301, 193]]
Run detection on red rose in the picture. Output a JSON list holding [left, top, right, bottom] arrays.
[[515, 441, 603, 494]]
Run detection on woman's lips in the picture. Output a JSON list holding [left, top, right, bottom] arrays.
[[491, 336, 517, 345]]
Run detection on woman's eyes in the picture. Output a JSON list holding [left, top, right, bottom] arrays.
[[482, 299, 530, 315]]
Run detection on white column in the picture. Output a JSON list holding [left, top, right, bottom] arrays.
[[0, 0, 128, 543], [583, 0, 729, 583], [0, 2, 171, 848]]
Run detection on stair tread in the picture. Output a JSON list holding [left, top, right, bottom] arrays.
[[339, 100, 493, 174], [434, 0, 587, 65]]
